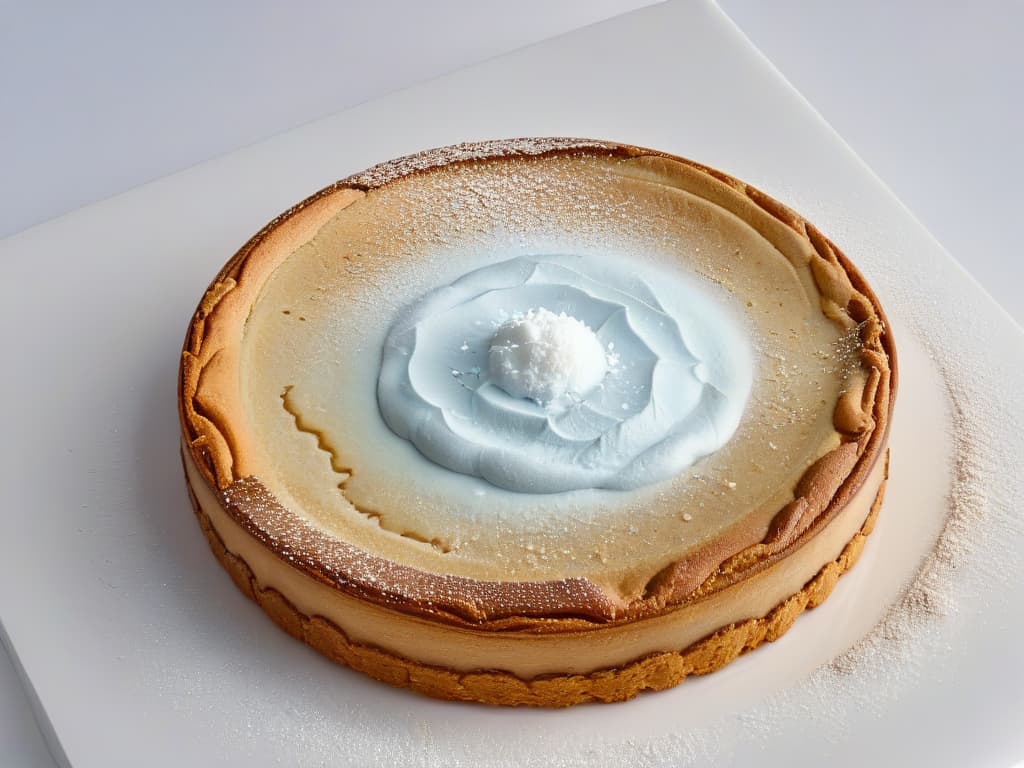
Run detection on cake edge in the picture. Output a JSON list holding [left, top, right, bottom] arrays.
[[185, 450, 887, 707], [177, 138, 897, 626]]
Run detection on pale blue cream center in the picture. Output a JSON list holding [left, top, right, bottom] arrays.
[[377, 255, 752, 494]]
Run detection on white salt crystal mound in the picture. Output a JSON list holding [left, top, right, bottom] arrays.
[[487, 308, 607, 404]]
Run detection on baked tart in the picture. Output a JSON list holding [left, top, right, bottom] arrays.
[[179, 138, 896, 707]]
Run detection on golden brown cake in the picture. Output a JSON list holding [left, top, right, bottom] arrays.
[[179, 138, 896, 707]]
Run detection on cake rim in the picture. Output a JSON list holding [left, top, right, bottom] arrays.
[[178, 137, 897, 631], [184, 447, 888, 706]]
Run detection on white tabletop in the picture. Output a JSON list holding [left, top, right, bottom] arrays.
[[3, 2, 1020, 764]]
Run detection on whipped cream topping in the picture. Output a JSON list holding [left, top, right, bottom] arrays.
[[377, 255, 752, 493], [488, 308, 608, 404]]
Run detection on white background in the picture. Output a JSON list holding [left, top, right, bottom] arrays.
[[724, 0, 1023, 326], [2, 2, 1020, 325], [2, 2, 1020, 764], [0, 0, 652, 239]]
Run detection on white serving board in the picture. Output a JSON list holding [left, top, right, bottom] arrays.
[[3, 1, 1022, 765]]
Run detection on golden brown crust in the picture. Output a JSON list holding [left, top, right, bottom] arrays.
[[187, 453, 888, 707], [179, 185, 366, 489], [178, 138, 896, 629], [216, 474, 622, 626]]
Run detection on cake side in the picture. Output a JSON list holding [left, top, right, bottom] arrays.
[[184, 444, 888, 705]]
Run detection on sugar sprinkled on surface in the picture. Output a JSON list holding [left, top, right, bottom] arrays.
[[153, 314, 1017, 767], [377, 293, 999, 764], [347, 138, 617, 190], [162, 143, 1023, 764], [266, 144, 801, 578]]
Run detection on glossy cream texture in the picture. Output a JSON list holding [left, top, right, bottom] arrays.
[[377, 255, 753, 493]]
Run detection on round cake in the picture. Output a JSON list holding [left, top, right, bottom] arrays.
[[179, 138, 896, 707]]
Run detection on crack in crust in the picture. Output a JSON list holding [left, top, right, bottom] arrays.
[[186, 458, 887, 707], [178, 138, 896, 625], [279, 386, 453, 553]]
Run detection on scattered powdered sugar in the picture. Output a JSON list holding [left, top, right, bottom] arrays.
[[275, 141, 773, 562], [282, 247, 1016, 767], [346, 138, 618, 190], [826, 365, 988, 676], [442, 300, 1017, 768], [162, 145, 1022, 765], [645, 214, 1023, 764], [683, 329, 1019, 768]]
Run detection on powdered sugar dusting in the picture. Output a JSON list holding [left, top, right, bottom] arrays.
[[246, 141, 853, 585], [346, 138, 619, 189], [160, 146, 1023, 765], [221, 476, 619, 623], [826, 364, 989, 677], [150, 250, 1020, 768], [244, 238, 1018, 768]]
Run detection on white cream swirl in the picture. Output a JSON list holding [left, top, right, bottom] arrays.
[[377, 255, 752, 493]]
